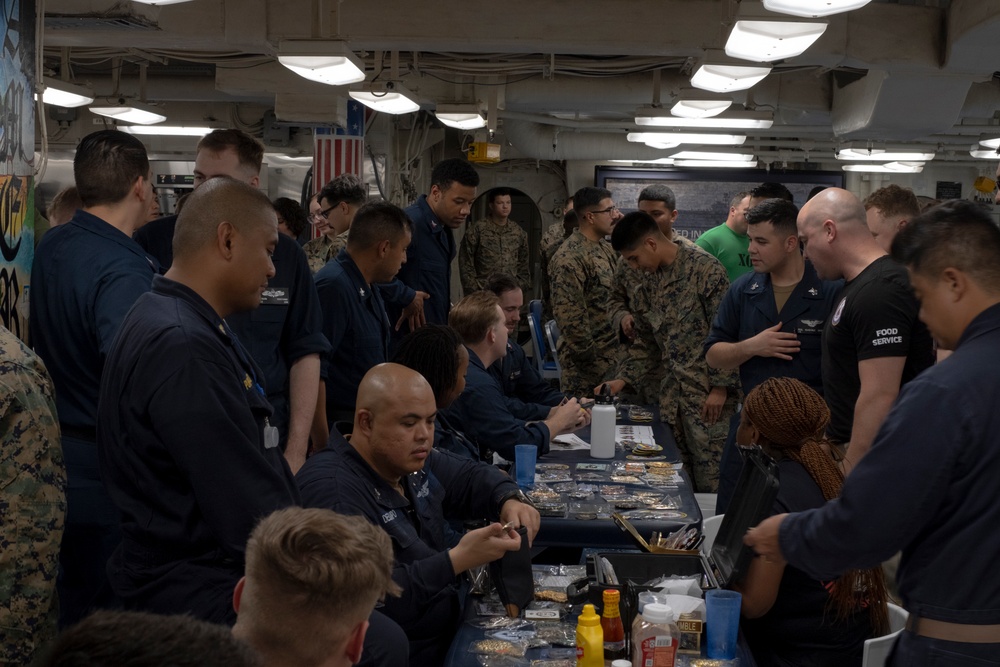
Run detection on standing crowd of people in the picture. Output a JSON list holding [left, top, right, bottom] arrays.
[[3, 124, 999, 667]]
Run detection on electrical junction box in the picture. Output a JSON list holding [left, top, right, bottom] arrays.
[[467, 142, 501, 164]]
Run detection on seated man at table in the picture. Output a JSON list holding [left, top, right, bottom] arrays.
[[443, 291, 589, 460], [485, 272, 566, 420], [296, 363, 540, 667]]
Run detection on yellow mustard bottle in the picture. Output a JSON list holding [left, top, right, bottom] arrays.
[[576, 603, 604, 667]]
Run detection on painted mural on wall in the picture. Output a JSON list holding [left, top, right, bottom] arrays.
[[1, 0, 36, 341]]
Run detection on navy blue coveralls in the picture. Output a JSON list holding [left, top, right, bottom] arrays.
[[489, 339, 565, 421], [31, 210, 157, 625], [381, 195, 453, 346], [442, 348, 552, 460], [704, 263, 840, 513], [297, 426, 522, 667], [227, 233, 329, 442], [97, 276, 297, 623], [315, 249, 391, 423], [780, 302, 1000, 666]]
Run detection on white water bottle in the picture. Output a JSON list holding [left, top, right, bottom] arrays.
[[590, 385, 616, 459]]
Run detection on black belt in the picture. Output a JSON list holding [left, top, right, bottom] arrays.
[[906, 615, 1000, 643]]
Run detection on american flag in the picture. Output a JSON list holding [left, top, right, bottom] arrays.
[[313, 100, 366, 193]]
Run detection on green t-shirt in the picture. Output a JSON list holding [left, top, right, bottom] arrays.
[[695, 223, 751, 282]]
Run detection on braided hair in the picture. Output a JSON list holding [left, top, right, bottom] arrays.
[[743, 377, 890, 635], [390, 325, 464, 409]]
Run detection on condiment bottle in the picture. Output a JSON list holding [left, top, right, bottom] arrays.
[[631, 602, 679, 667], [602, 589, 626, 660], [575, 603, 604, 667], [591, 383, 616, 459]]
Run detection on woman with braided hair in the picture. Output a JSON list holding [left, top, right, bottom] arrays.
[[733, 377, 890, 666]]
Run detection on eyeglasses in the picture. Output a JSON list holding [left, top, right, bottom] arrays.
[[310, 202, 341, 222], [590, 206, 618, 216]]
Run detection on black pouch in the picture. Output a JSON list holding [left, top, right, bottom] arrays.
[[489, 526, 534, 617]]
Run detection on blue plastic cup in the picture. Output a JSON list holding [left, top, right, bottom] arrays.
[[705, 589, 741, 659], [514, 445, 536, 487]]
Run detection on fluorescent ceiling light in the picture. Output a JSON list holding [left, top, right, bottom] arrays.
[[635, 108, 773, 129], [690, 63, 772, 93], [670, 98, 732, 119], [627, 132, 746, 146], [674, 159, 758, 168], [349, 83, 419, 115], [725, 20, 828, 62], [978, 135, 1000, 149], [837, 148, 936, 161], [121, 125, 217, 137], [277, 40, 366, 86], [670, 150, 755, 161], [131, 0, 193, 4], [90, 103, 166, 125], [41, 77, 94, 108], [434, 105, 486, 130], [970, 146, 1000, 159], [609, 158, 676, 165], [842, 162, 924, 173], [763, 0, 871, 18]]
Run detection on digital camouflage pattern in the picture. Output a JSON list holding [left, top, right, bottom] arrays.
[[614, 241, 739, 492], [549, 229, 621, 397], [539, 222, 570, 319], [303, 230, 349, 275], [459, 218, 530, 294], [0, 326, 65, 665]]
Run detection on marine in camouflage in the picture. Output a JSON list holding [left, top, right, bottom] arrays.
[[459, 217, 530, 294], [0, 326, 65, 665], [303, 230, 349, 274]]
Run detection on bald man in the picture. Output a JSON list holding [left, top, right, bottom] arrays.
[[97, 178, 299, 623], [297, 363, 539, 667], [797, 188, 933, 472]]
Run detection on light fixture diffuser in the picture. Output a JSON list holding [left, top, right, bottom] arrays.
[[277, 40, 366, 86], [40, 77, 94, 108], [842, 162, 924, 173], [690, 63, 772, 93], [763, 0, 871, 18], [970, 146, 1000, 159], [434, 105, 487, 130], [670, 98, 732, 119], [978, 135, 1000, 149], [627, 132, 747, 146], [90, 103, 166, 125], [836, 148, 936, 161], [349, 83, 420, 115], [635, 108, 773, 129], [725, 20, 828, 62], [121, 125, 218, 137], [670, 150, 755, 161]]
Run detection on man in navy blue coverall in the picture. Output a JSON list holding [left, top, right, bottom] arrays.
[[135, 129, 327, 472], [485, 272, 566, 419], [381, 158, 480, 346], [315, 200, 411, 425], [746, 199, 1000, 665], [32, 129, 158, 625], [297, 363, 540, 666], [444, 291, 588, 460], [704, 198, 840, 513]]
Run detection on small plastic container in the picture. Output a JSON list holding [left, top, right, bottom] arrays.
[[575, 603, 604, 667], [591, 386, 617, 459]]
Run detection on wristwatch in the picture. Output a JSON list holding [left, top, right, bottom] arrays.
[[496, 487, 535, 509]]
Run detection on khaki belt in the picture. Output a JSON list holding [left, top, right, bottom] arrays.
[[906, 615, 1000, 644]]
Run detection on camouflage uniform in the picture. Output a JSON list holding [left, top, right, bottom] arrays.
[[0, 326, 65, 665], [459, 218, 530, 294], [303, 230, 349, 274], [608, 232, 700, 406], [615, 241, 739, 493], [539, 222, 570, 319], [549, 229, 621, 397]]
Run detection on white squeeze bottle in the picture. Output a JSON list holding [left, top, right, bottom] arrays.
[[590, 384, 616, 459], [631, 603, 679, 667]]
